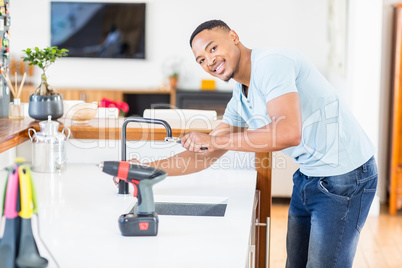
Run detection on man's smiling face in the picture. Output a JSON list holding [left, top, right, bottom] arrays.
[[191, 28, 241, 82]]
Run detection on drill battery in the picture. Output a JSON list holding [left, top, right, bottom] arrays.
[[118, 212, 159, 236]]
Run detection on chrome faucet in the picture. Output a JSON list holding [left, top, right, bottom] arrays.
[[119, 117, 173, 195]]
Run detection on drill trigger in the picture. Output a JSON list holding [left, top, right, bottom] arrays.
[[129, 179, 140, 198]]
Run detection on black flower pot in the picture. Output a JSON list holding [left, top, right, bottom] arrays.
[[28, 94, 64, 120]]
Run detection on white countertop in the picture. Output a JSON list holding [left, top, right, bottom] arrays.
[[0, 163, 257, 268]]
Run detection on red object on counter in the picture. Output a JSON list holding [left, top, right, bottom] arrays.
[[99, 98, 129, 115]]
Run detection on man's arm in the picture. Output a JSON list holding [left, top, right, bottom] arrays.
[[137, 123, 246, 176], [182, 92, 302, 153]]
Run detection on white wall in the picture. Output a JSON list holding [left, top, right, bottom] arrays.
[[10, 0, 328, 91], [327, 0, 384, 201]]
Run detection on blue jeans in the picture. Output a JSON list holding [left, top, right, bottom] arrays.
[[286, 156, 377, 268]]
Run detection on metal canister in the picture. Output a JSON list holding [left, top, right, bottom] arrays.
[[28, 115, 71, 173]]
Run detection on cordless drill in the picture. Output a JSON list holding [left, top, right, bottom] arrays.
[[99, 161, 167, 236]]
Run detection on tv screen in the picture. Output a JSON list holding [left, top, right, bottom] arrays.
[[51, 2, 146, 59]]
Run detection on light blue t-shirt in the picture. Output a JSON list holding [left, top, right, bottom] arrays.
[[222, 48, 375, 176]]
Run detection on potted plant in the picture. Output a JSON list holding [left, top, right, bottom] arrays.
[[22, 46, 69, 120], [168, 72, 179, 89], [162, 57, 182, 90]]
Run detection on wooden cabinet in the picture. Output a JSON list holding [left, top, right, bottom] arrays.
[[19, 85, 126, 103], [19, 85, 177, 119], [59, 89, 125, 103], [390, 4, 402, 215], [19, 86, 176, 107]]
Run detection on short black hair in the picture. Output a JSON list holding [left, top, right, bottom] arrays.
[[189, 20, 231, 47]]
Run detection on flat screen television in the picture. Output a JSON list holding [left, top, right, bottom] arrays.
[[51, 2, 146, 59]]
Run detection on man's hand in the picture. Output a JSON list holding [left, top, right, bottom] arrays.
[[181, 132, 216, 153], [112, 158, 141, 187]]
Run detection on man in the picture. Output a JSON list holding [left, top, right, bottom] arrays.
[[129, 20, 378, 267]]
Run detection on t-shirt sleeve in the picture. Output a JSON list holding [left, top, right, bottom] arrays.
[[222, 97, 247, 128], [256, 55, 298, 103]]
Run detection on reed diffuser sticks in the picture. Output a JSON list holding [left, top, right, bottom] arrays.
[[18, 73, 27, 99], [4, 72, 27, 119], [2, 71, 26, 99]]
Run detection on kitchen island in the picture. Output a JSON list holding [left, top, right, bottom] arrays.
[[0, 116, 271, 268], [0, 163, 257, 268]]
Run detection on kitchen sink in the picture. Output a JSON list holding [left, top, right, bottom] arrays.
[[155, 202, 227, 217], [128, 202, 227, 217]]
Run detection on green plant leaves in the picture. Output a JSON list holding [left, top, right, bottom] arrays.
[[21, 46, 69, 72], [21, 46, 69, 96]]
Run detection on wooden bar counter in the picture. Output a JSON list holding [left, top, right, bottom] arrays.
[[0, 117, 219, 154], [0, 118, 39, 153]]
